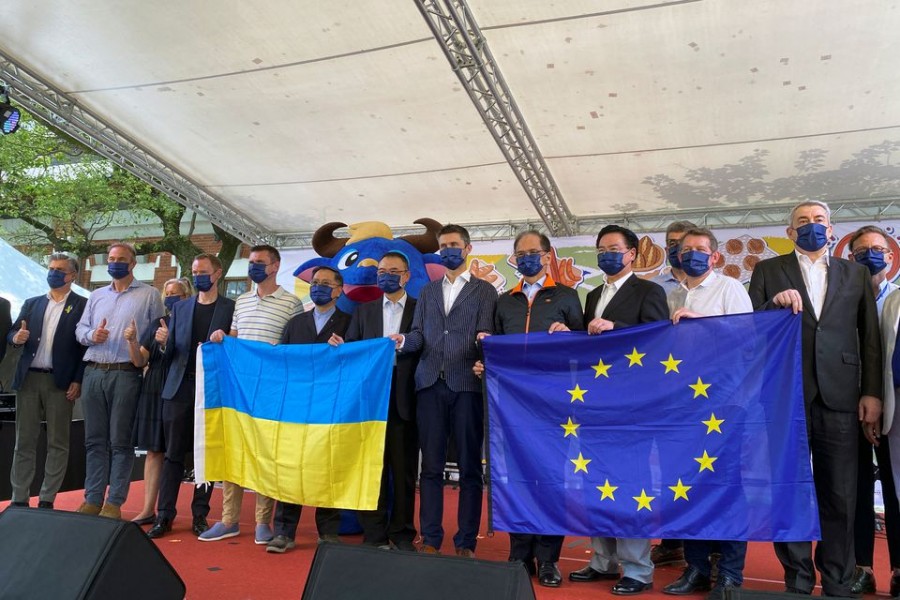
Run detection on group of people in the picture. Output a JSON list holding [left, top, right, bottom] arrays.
[[2, 199, 898, 599]]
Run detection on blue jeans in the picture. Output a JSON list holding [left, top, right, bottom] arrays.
[[82, 366, 141, 506], [417, 380, 484, 551], [684, 540, 747, 584]]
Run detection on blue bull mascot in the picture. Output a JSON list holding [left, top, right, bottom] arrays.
[[294, 218, 445, 313]]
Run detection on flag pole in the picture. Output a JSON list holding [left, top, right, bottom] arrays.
[[479, 340, 494, 537]]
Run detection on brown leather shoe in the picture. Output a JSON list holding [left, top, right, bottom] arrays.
[[455, 548, 475, 558], [420, 545, 440, 554], [76, 502, 102, 516], [98, 503, 122, 520]]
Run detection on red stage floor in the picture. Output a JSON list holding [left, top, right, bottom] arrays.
[[1, 482, 894, 599]]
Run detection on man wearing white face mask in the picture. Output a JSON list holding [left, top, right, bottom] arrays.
[[749, 201, 882, 598]]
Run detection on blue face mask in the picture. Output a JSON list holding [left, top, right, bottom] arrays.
[[248, 262, 269, 284], [439, 247, 465, 270], [193, 274, 214, 292], [309, 284, 334, 306], [668, 245, 682, 270], [854, 249, 888, 275], [164, 295, 181, 313], [107, 262, 130, 280], [681, 250, 711, 277], [794, 222, 829, 252], [377, 273, 402, 294], [516, 253, 544, 277], [47, 269, 68, 289], [597, 252, 626, 276]]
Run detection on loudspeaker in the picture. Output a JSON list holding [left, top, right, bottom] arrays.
[[725, 590, 833, 600], [302, 542, 535, 600], [0, 507, 185, 600]]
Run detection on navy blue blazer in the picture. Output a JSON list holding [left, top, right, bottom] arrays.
[[281, 308, 351, 345], [0, 297, 10, 364], [402, 276, 497, 394], [161, 295, 236, 401], [8, 293, 88, 391]]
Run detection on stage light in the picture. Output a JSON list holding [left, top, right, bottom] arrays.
[[0, 102, 20, 134]]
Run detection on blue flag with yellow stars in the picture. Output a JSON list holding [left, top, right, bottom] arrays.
[[482, 310, 819, 541]]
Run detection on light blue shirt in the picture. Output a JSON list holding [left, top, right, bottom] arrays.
[[522, 275, 547, 301], [651, 270, 681, 295], [313, 306, 336, 335], [76, 279, 165, 363]]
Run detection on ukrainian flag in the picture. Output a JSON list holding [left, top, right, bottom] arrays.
[[194, 336, 394, 510]]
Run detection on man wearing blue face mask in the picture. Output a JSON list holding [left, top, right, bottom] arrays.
[[75, 242, 165, 519], [749, 201, 882, 598], [651, 221, 696, 297], [7, 254, 87, 510]]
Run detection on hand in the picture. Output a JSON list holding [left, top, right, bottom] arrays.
[[12, 320, 29, 345], [155, 318, 169, 345], [328, 333, 344, 346], [124, 318, 137, 343], [473, 360, 485, 378], [65, 382, 81, 402], [586, 318, 614, 335], [859, 395, 882, 445], [209, 329, 226, 343], [547, 322, 570, 334], [773, 289, 804, 314], [476, 332, 491, 341], [672, 307, 703, 324], [93, 318, 109, 344], [388, 333, 404, 350]]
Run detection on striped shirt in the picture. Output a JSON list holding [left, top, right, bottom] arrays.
[[231, 286, 303, 344], [76, 279, 165, 363]]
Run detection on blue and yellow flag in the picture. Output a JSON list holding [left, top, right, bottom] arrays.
[[194, 336, 394, 510], [483, 310, 819, 541]]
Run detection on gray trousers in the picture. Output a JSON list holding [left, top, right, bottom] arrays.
[[590, 537, 654, 583], [10, 372, 74, 503]]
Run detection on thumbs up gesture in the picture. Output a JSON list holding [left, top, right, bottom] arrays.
[[93, 318, 109, 344], [124, 318, 138, 343], [12, 321, 29, 345], [155, 318, 169, 345]]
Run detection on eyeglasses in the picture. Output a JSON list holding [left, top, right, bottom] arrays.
[[513, 250, 544, 259], [596, 248, 628, 255], [311, 280, 340, 288], [376, 269, 408, 276], [249, 260, 271, 266], [854, 246, 890, 254]]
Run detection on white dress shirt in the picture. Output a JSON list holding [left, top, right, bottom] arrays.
[[668, 270, 753, 317], [383, 292, 407, 337], [595, 271, 634, 318], [795, 250, 829, 319], [31, 291, 71, 370], [442, 271, 471, 315]]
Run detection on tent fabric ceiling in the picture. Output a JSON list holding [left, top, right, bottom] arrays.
[[0, 0, 897, 238]]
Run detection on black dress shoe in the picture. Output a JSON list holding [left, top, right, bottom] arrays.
[[9, 501, 28, 508], [393, 539, 417, 553], [850, 569, 876, 595], [569, 565, 620, 582], [37, 501, 54, 509], [613, 576, 653, 595], [538, 562, 562, 588], [192, 516, 209, 536], [664, 567, 712, 595], [131, 513, 156, 526], [147, 519, 172, 539], [890, 572, 900, 597], [784, 587, 812, 595], [508, 558, 536, 577], [707, 576, 740, 600]]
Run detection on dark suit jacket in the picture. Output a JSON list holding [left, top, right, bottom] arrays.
[[583, 274, 669, 329], [8, 293, 88, 391], [402, 276, 497, 393], [748, 252, 882, 411], [282, 308, 351, 346], [161, 295, 236, 401], [345, 296, 419, 421], [0, 297, 10, 364]]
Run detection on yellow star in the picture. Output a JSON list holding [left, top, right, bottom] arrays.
[[633, 489, 655, 511], [695, 450, 718, 472], [596, 479, 618, 500], [669, 479, 692, 501], [570, 452, 592, 474], [625, 347, 646, 367], [660, 353, 682, 374], [568, 384, 587, 403], [689, 377, 711, 398], [592, 358, 612, 378], [561, 417, 580, 438], [702, 413, 724, 434]]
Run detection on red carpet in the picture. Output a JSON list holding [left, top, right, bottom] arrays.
[[1, 483, 894, 599]]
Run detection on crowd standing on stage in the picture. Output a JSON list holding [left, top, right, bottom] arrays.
[[3, 200, 899, 599]]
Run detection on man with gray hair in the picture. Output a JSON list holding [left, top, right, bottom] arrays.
[[76, 242, 165, 519], [7, 254, 87, 508], [651, 221, 696, 296]]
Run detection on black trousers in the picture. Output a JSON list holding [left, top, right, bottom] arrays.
[[157, 377, 213, 521], [273, 502, 340, 540], [854, 428, 900, 568], [356, 402, 418, 546], [508, 534, 564, 563], [775, 399, 857, 597]]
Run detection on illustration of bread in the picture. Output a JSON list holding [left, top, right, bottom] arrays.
[[633, 236, 665, 271]]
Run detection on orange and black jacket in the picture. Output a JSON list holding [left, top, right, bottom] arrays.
[[494, 275, 584, 335]]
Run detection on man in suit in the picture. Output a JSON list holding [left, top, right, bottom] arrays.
[[7, 254, 87, 508], [571, 225, 669, 595], [147, 254, 235, 539], [329, 251, 421, 551], [393, 224, 498, 557], [266, 266, 352, 553], [474, 230, 584, 587], [748, 200, 882, 597], [0, 295, 11, 365]]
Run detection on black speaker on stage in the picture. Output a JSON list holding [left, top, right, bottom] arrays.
[[302, 542, 536, 600], [725, 589, 830, 600], [0, 507, 184, 600]]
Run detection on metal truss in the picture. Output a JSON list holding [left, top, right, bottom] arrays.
[[414, 0, 576, 237], [0, 52, 271, 245]]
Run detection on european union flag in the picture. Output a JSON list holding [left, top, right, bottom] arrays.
[[482, 310, 819, 541]]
